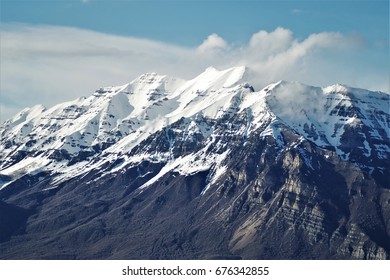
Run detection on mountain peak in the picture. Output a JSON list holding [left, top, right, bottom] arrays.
[[1, 67, 388, 175], [323, 83, 351, 93], [128, 72, 185, 95], [0, 66, 388, 260], [185, 65, 249, 92]]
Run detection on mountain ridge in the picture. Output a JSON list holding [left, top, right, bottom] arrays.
[[0, 66, 389, 259]]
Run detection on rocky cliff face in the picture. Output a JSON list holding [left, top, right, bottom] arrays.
[[0, 67, 389, 259]]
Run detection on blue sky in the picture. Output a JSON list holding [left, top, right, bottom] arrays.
[[2, 0, 388, 46], [0, 0, 389, 121]]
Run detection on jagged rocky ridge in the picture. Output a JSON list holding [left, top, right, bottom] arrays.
[[0, 66, 389, 259]]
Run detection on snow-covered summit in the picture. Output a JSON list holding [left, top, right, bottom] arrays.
[[0, 66, 389, 191], [269, 81, 388, 156], [1, 67, 389, 261]]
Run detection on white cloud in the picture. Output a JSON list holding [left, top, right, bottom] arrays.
[[197, 33, 229, 54], [247, 27, 293, 60], [0, 24, 388, 122], [249, 27, 293, 51]]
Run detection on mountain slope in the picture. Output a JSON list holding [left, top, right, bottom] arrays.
[[0, 67, 389, 259]]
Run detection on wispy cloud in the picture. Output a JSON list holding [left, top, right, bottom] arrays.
[[0, 24, 387, 122]]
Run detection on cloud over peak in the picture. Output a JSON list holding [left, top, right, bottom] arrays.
[[197, 33, 229, 54], [0, 24, 387, 121], [248, 27, 293, 55]]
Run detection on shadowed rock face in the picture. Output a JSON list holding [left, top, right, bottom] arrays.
[[0, 69, 389, 259], [0, 114, 388, 260]]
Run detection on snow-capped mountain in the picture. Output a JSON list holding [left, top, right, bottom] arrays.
[[0, 67, 389, 259]]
